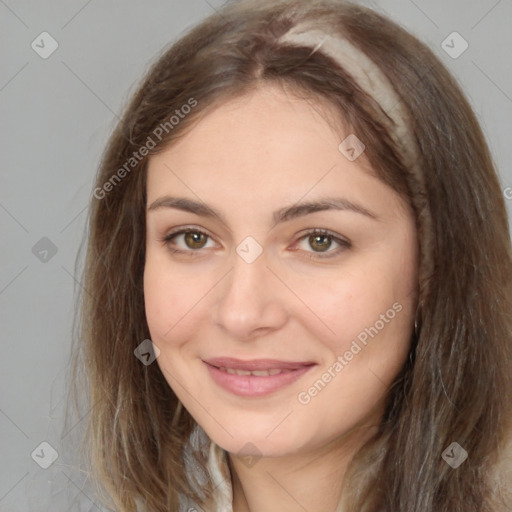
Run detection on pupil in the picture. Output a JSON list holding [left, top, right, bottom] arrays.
[[186, 232, 206, 248], [311, 235, 330, 252]]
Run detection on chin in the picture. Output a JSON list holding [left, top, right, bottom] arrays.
[[202, 420, 310, 459]]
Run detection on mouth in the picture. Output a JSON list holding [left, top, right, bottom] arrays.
[[202, 357, 317, 397]]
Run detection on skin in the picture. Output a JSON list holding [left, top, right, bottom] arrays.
[[144, 83, 419, 512]]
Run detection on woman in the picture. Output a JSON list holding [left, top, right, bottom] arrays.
[[68, 0, 512, 510]]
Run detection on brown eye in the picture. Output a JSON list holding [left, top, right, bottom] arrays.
[[183, 231, 208, 249], [308, 234, 332, 252], [161, 227, 216, 255], [294, 229, 351, 260]]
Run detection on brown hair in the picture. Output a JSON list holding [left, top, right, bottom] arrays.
[[67, 0, 512, 510]]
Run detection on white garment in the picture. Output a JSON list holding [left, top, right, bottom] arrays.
[[179, 423, 346, 512], [180, 423, 233, 512]]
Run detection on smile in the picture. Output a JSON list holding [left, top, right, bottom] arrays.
[[203, 357, 316, 397], [217, 367, 291, 376]]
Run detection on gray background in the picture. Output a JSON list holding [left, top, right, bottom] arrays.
[[1, 0, 511, 510]]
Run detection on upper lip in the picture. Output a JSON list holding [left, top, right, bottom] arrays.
[[203, 357, 316, 371]]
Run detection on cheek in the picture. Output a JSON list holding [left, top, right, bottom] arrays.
[[143, 254, 200, 344], [143, 257, 205, 392], [295, 263, 397, 343], [296, 252, 415, 382], [293, 273, 412, 435]]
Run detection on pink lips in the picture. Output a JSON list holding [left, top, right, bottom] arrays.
[[203, 357, 316, 397]]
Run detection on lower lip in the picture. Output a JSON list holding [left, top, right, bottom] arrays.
[[204, 362, 315, 397]]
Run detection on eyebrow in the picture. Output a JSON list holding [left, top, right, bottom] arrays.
[[147, 195, 381, 226]]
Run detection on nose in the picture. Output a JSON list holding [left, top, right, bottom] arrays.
[[213, 246, 289, 341]]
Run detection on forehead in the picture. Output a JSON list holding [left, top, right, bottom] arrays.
[[145, 84, 407, 221]]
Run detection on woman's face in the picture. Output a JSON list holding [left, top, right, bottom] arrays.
[[144, 84, 418, 458]]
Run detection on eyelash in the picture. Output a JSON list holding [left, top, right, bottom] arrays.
[[158, 225, 351, 260]]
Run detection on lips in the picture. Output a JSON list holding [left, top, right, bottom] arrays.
[[203, 357, 317, 397], [216, 367, 288, 376], [203, 357, 316, 372]]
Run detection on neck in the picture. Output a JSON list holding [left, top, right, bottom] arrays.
[[227, 424, 379, 512]]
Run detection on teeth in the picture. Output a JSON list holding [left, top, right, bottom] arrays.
[[252, 370, 274, 376], [218, 367, 292, 376]]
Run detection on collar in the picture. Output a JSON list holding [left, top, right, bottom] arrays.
[[181, 423, 233, 511], [181, 423, 346, 512]]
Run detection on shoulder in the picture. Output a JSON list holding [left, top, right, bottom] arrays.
[[487, 433, 512, 511]]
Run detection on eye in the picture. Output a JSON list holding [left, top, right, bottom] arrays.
[[159, 226, 217, 255], [293, 229, 351, 259], [159, 226, 351, 260]]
